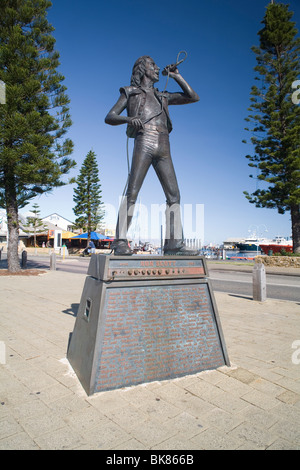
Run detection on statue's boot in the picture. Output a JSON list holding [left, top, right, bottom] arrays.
[[111, 239, 133, 256]]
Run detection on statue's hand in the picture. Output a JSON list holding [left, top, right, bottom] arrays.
[[129, 117, 144, 130], [162, 64, 179, 77], [168, 68, 180, 78]]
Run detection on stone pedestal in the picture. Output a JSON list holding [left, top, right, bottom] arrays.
[[67, 255, 230, 395]]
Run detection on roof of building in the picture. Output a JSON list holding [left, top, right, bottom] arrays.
[[42, 213, 74, 224]]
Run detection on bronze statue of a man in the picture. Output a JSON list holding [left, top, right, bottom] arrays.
[[105, 55, 199, 255]]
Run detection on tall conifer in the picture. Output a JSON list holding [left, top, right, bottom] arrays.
[[73, 150, 104, 246], [0, 0, 75, 271], [22, 203, 47, 252], [243, 2, 300, 253]]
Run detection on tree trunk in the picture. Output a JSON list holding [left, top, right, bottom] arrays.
[[6, 202, 20, 272], [5, 169, 20, 272], [291, 204, 300, 254]]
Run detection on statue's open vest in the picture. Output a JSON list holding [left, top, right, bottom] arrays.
[[120, 86, 173, 138]]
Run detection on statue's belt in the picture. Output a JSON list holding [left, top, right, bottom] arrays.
[[141, 123, 169, 134]]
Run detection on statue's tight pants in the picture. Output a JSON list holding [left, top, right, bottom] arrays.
[[116, 128, 183, 249]]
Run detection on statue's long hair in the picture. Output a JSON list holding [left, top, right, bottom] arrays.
[[130, 56, 152, 87]]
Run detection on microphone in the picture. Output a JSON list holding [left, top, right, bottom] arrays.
[[162, 50, 187, 76]]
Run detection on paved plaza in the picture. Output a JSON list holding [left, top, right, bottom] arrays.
[[0, 266, 299, 450]]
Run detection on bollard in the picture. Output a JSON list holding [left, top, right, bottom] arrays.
[[253, 262, 266, 302], [50, 252, 56, 270], [21, 250, 27, 269]]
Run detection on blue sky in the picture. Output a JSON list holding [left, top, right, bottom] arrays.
[[21, 0, 300, 245]]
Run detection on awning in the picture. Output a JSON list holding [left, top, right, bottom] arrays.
[[49, 230, 77, 239], [72, 232, 113, 241]]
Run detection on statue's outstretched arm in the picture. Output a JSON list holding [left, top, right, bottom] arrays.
[[167, 69, 199, 105]]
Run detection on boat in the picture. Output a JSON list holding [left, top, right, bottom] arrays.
[[235, 237, 264, 253], [259, 236, 293, 254]]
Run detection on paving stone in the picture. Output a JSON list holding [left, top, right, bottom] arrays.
[[208, 390, 250, 413], [87, 389, 130, 413], [175, 394, 216, 417], [151, 382, 192, 404], [237, 405, 279, 429], [151, 433, 201, 450], [105, 403, 149, 431], [277, 390, 300, 405], [0, 431, 40, 450], [198, 369, 226, 385], [271, 367, 300, 381], [190, 427, 244, 450], [20, 410, 66, 438], [120, 384, 158, 405], [271, 402, 300, 425], [114, 438, 147, 450], [129, 419, 179, 448], [167, 411, 207, 439], [36, 383, 74, 404], [1, 270, 300, 450], [269, 419, 300, 445], [266, 438, 300, 450], [33, 425, 87, 450], [201, 407, 244, 433], [274, 376, 300, 394], [63, 406, 107, 432], [213, 374, 251, 397], [250, 377, 286, 397], [81, 420, 131, 450], [224, 367, 260, 385], [241, 389, 281, 410], [184, 378, 224, 401], [228, 422, 277, 449], [0, 415, 23, 440], [138, 397, 181, 423]]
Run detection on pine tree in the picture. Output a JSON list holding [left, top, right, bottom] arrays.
[[243, 2, 300, 253], [22, 203, 47, 252], [73, 150, 104, 246], [0, 0, 76, 271]]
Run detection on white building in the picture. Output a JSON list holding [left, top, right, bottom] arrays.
[[0, 210, 8, 240], [42, 213, 75, 232]]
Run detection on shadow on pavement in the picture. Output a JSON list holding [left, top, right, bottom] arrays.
[[62, 303, 79, 317]]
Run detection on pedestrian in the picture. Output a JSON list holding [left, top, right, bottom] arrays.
[[88, 240, 96, 254]]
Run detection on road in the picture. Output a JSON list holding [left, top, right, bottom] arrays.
[[208, 269, 300, 303], [1, 254, 299, 302]]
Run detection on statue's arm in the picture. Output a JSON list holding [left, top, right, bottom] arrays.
[[167, 70, 199, 105], [105, 94, 129, 126], [105, 93, 144, 131]]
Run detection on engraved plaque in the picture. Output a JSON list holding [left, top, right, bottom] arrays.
[[68, 255, 229, 395]]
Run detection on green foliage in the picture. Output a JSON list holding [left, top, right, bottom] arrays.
[[243, 2, 300, 212], [22, 202, 47, 249], [273, 249, 300, 257], [73, 150, 104, 235], [0, 0, 76, 209], [22, 203, 47, 234], [243, 2, 300, 252]]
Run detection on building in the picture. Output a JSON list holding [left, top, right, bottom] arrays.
[[41, 213, 75, 232], [0, 210, 8, 242], [0, 211, 77, 248]]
